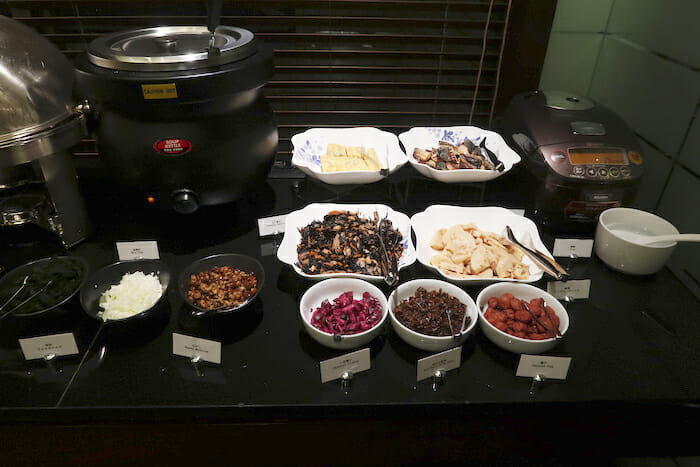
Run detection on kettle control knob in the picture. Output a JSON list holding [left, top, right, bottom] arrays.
[[171, 189, 199, 214]]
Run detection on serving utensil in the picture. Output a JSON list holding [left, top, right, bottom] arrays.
[[521, 300, 562, 340], [0, 275, 29, 312], [505, 226, 569, 280], [613, 231, 700, 246], [0, 279, 53, 320]]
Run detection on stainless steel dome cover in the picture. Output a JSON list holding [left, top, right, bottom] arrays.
[[0, 16, 78, 147], [87, 26, 257, 72]]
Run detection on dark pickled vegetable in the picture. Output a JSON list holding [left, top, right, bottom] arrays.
[[393, 287, 469, 337], [0, 257, 85, 314]]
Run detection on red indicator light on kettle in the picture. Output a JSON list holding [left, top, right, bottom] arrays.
[[147, 196, 156, 204]]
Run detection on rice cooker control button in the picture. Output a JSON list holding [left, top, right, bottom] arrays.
[[609, 167, 620, 177], [550, 151, 567, 162], [598, 168, 608, 177], [172, 189, 200, 214], [587, 167, 597, 177], [573, 166, 585, 176]]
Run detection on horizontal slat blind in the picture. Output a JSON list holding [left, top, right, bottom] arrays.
[[5, 0, 512, 165]]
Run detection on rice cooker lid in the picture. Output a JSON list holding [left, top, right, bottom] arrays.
[[87, 26, 257, 72]]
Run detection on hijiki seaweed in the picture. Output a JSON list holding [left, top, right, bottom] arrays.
[[297, 210, 403, 275]]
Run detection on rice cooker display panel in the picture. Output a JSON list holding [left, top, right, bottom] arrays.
[[542, 145, 642, 182]]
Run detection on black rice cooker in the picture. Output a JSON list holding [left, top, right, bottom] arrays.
[[500, 90, 643, 232], [75, 26, 278, 213]]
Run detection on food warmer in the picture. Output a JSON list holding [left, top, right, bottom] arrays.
[[0, 16, 91, 248], [500, 90, 643, 232], [74, 25, 278, 214]]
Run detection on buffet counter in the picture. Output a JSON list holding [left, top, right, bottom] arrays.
[[1, 170, 698, 465]]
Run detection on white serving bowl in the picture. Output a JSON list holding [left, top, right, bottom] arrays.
[[398, 126, 520, 183], [410, 205, 551, 284], [277, 203, 416, 282], [595, 207, 679, 275], [299, 278, 388, 350], [476, 283, 569, 354], [291, 127, 408, 185], [388, 279, 478, 352]]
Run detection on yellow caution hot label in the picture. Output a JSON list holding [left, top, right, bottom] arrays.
[[141, 83, 178, 100]]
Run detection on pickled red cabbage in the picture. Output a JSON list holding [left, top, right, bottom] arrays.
[[310, 291, 382, 335]]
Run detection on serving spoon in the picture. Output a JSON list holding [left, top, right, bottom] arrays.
[[612, 231, 700, 246]]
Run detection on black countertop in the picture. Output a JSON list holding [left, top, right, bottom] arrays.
[[1, 169, 699, 463]]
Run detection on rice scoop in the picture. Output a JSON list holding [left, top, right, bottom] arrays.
[[99, 271, 163, 321]]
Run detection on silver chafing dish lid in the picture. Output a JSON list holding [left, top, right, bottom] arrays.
[[87, 26, 257, 72], [0, 16, 77, 148]]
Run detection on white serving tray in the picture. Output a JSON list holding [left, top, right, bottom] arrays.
[[277, 203, 416, 281], [398, 126, 521, 183], [410, 205, 552, 284], [291, 127, 408, 185]]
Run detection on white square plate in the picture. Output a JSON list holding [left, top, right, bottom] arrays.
[[291, 127, 408, 185], [399, 126, 521, 183], [277, 203, 416, 281], [410, 205, 552, 284]]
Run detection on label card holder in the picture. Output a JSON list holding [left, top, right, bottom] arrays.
[[258, 214, 288, 237], [416, 346, 462, 382], [172, 333, 221, 365], [516, 354, 572, 380], [553, 238, 594, 258], [116, 240, 160, 261], [19, 333, 79, 360], [320, 348, 371, 383], [547, 279, 591, 300]]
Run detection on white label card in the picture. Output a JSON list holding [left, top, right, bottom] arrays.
[[416, 346, 462, 382], [516, 354, 572, 380], [509, 209, 526, 217], [547, 279, 591, 300], [257, 214, 288, 237], [172, 333, 221, 364], [320, 348, 371, 383], [116, 241, 160, 261], [19, 333, 79, 360], [553, 238, 594, 258]]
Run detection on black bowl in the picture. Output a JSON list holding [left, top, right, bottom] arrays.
[[80, 259, 171, 324], [0, 256, 88, 318], [178, 253, 265, 316]]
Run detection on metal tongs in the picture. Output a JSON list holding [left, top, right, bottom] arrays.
[[505, 226, 569, 281], [375, 211, 399, 287], [445, 309, 470, 341], [0, 278, 54, 320]]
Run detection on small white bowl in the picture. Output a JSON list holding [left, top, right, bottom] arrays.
[[595, 207, 679, 275], [388, 279, 478, 352], [291, 127, 408, 185], [398, 126, 521, 183], [299, 278, 388, 350], [476, 283, 569, 354]]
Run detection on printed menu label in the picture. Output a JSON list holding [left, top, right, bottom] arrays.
[[553, 238, 594, 258], [320, 348, 371, 383], [19, 333, 79, 360], [547, 279, 591, 300], [416, 346, 462, 382], [172, 333, 221, 364], [258, 214, 288, 237], [509, 209, 526, 217], [516, 354, 571, 380], [116, 241, 160, 261]]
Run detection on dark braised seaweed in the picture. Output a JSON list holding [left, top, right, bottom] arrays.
[[0, 257, 85, 315], [297, 210, 403, 275], [393, 287, 469, 337]]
